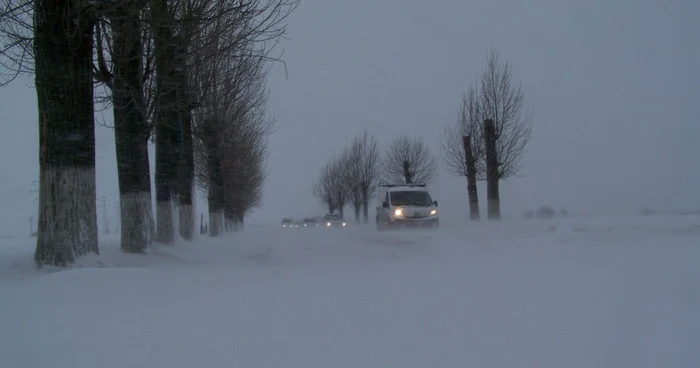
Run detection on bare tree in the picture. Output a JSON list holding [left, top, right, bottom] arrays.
[[312, 163, 336, 214], [313, 154, 350, 218], [384, 134, 438, 185], [441, 87, 484, 220], [341, 144, 362, 223], [341, 130, 381, 224], [191, 31, 276, 237], [151, 0, 296, 241], [329, 155, 349, 218], [90, 1, 155, 252], [478, 48, 533, 219]]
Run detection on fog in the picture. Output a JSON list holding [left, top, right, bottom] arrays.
[[261, 0, 700, 220], [0, 0, 698, 231]]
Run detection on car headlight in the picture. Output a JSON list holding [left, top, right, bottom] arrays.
[[326, 222, 331, 227], [430, 209, 437, 216], [342, 222, 346, 226], [394, 209, 403, 216]]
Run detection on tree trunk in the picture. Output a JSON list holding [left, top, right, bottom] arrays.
[[33, 0, 99, 266], [177, 110, 194, 240], [361, 182, 369, 224], [483, 119, 500, 220], [152, 0, 178, 244], [462, 135, 480, 221], [238, 214, 244, 230], [174, 44, 194, 241], [402, 160, 412, 184], [208, 189, 222, 237], [110, 5, 152, 253], [207, 142, 224, 237], [352, 186, 361, 223]]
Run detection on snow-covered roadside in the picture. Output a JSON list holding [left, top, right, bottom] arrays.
[[1, 215, 699, 368]]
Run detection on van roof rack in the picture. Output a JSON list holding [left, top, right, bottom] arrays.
[[378, 182, 427, 188]]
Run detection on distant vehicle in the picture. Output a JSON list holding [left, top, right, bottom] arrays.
[[303, 218, 319, 227], [375, 182, 439, 230], [323, 213, 346, 228], [293, 220, 304, 228], [281, 218, 294, 228]]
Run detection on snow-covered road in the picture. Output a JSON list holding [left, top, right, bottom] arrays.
[[1, 216, 699, 368]]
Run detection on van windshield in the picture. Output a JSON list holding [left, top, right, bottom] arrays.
[[390, 191, 433, 206]]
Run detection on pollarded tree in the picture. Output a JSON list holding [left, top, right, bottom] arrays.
[[312, 162, 337, 215], [441, 86, 484, 220], [92, 0, 155, 252], [341, 143, 363, 223], [384, 134, 438, 185], [342, 130, 381, 224], [324, 154, 350, 218], [33, 0, 99, 266], [478, 48, 533, 219], [191, 40, 274, 236], [313, 154, 350, 217]]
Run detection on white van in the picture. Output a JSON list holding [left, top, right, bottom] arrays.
[[375, 183, 439, 230]]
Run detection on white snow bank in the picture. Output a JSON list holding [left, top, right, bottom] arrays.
[[1, 215, 699, 368]]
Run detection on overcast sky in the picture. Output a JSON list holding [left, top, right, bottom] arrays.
[[1, 0, 698, 233]]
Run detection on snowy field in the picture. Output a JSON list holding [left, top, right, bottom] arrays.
[[1, 215, 699, 368]]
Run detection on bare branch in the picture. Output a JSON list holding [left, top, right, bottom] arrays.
[[384, 134, 438, 185], [479, 47, 534, 179]]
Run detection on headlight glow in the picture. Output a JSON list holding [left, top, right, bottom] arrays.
[[394, 209, 403, 216], [342, 222, 346, 226], [430, 209, 437, 215], [327, 222, 331, 226]]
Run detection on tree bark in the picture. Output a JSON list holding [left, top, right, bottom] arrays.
[[33, 0, 99, 266], [207, 138, 224, 237], [152, 0, 178, 244], [351, 186, 361, 223], [402, 160, 412, 184], [110, 3, 152, 253], [360, 182, 369, 224], [176, 66, 194, 241], [483, 119, 500, 220], [462, 135, 480, 220], [208, 188, 222, 237]]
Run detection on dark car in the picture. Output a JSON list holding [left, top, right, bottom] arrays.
[[281, 218, 294, 228], [303, 218, 319, 227], [323, 214, 346, 228]]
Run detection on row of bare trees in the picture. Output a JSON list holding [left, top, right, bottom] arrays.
[[0, 0, 299, 266], [312, 131, 381, 223], [312, 131, 440, 223], [442, 47, 533, 220]]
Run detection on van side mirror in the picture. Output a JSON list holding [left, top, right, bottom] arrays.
[[382, 201, 389, 209], [433, 200, 438, 207]]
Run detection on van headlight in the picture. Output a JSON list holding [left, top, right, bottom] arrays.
[[430, 209, 437, 216], [394, 209, 403, 217]]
